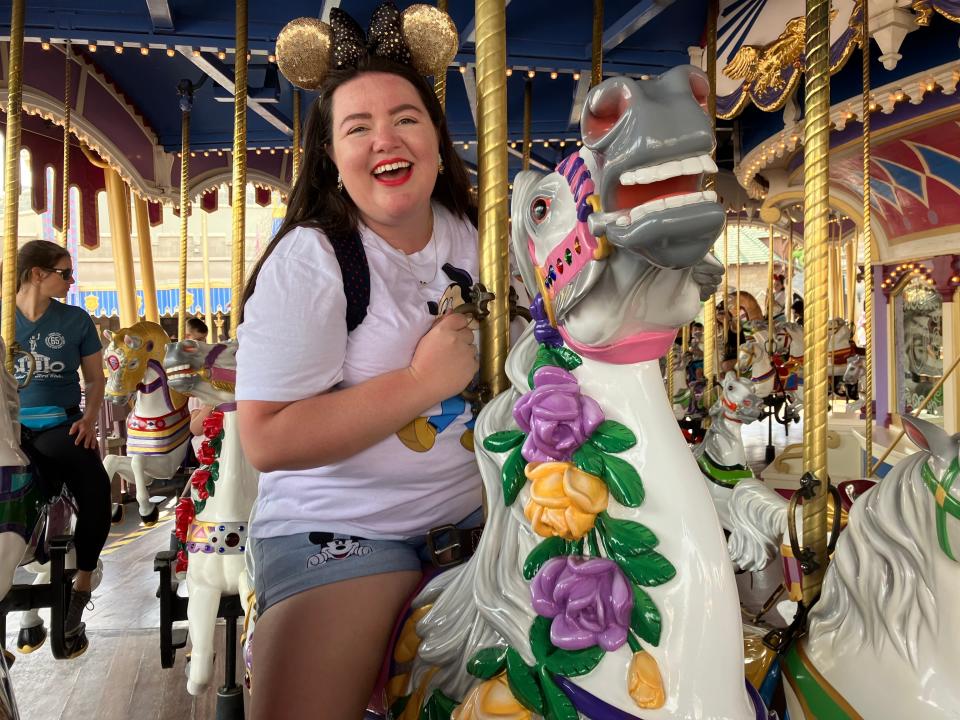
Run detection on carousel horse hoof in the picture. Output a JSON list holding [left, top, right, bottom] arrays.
[[63, 626, 89, 660], [140, 504, 160, 527], [396, 417, 437, 453], [16, 623, 47, 654], [2, 648, 14, 668], [111, 503, 124, 524]]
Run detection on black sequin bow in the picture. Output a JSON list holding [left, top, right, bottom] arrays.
[[330, 1, 411, 70]]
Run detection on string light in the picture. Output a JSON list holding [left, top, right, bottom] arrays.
[[463, 142, 469, 150], [505, 68, 513, 77], [166, 48, 175, 57], [40, 41, 50, 51], [572, 71, 580, 81], [550, 71, 558, 80], [527, 69, 536, 78], [218, 50, 226, 60], [543, 141, 550, 148], [140, 46, 149, 56], [115, 44, 124, 54], [88, 43, 97, 52], [268, 54, 276, 63], [510, 141, 517, 149], [192, 48, 200, 57]]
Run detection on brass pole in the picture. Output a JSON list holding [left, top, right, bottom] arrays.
[[846, 235, 856, 325], [179, 111, 190, 339], [681, 324, 690, 354], [667, 345, 675, 400], [861, 0, 874, 472], [522, 79, 532, 172], [787, 221, 794, 323], [768, 224, 775, 343], [2, 0, 25, 370], [800, 0, 833, 606], [60, 42, 71, 248], [434, 0, 449, 108], [702, 0, 719, 389], [292, 89, 302, 182], [591, 0, 603, 87], [475, 0, 510, 398], [735, 214, 741, 360], [722, 220, 729, 343], [134, 196, 160, 323], [201, 210, 214, 340], [231, 0, 249, 338], [104, 169, 139, 328]]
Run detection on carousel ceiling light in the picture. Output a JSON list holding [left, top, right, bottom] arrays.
[[926, 81, 936, 92], [543, 141, 549, 148], [268, 54, 277, 63], [463, 142, 469, 150], [166, 48, 175, 57], [550, 71, 558, 79], [270, 149, 276, 154], [88, 43, 97, 52], [527, 69, 535, 78], [573, 71, 580, 80], [509, 141, 516, 149], [192, 48, 200, 57], [255, 149, 261, 155], [506, 68, 513, 76], [576, 140, 582, 147], [190, 152, 196, 157], [559, 140, 566, 147], [115, 44, 123, 54], [459, 65, 466, 74], [218, 50, 226, 60], [41, 41, 50, 50], [140, 46, 149, 55]]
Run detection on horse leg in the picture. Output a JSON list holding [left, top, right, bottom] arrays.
[[186, 581, 221, 696], [130, 456, 158, 525], [16, 563, 49, 653], [0, 535, 25, 602]]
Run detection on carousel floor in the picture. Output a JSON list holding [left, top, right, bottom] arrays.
[[4, 416, 801, 720]]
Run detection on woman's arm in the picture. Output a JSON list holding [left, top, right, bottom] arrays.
[[70, 350, 106, 448], [239, 313, 477, 472], [190, 405, 214, 435]]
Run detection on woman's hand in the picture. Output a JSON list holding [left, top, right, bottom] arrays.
[[408, 313, 478, 404], [69, 415, 99, 449]]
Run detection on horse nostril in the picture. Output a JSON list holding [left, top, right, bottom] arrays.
[[583, 80, 631, 145]]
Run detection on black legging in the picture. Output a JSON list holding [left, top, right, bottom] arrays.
[[25, 424, 111, 572]]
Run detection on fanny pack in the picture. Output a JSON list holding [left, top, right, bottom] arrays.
[[19, 405, 79, 431]]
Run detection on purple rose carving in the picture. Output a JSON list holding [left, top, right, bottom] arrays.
[[513, 366, 604, 462], [531, 294, 563, 347], [531, 556, 633, 652]]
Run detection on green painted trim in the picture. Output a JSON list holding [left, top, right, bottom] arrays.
[[783, 644, 857, 720], [697, 453, 753, 488], [922, 458, 960, 562]]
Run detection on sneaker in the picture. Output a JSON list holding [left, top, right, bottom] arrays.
[[65, 589, 93, 636]]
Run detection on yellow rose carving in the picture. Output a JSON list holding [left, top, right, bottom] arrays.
[[452, 674, 531, 720], [523, 461, 608, 540], [627, 651, 666, 709]]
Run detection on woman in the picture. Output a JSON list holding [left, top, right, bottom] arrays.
[[15, 239, 110, 658], [236, 51, 480, 719]]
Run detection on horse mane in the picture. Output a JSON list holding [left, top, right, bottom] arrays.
[[807, 454, 939, 670], [726, 479, 788, 572]]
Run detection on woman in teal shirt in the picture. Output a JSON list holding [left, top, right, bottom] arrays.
[[15, 239, 110, 658]]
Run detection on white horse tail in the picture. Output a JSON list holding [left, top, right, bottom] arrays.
[[727, 479, 788, 572]]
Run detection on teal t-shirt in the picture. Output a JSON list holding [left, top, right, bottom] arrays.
[[15, 299, 102, 410]]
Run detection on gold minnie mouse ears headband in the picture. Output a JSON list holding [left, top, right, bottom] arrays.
[[275, 1, 459, 91]]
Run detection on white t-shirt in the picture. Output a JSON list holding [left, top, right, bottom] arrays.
[[237, 203, 482, 540]]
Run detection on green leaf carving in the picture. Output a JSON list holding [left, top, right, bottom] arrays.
[[588, 420, 637, 453], [573, 443, 605, 477], [539, 667, 579, 720], [390, 695, 411, 718], [543, 645, 604, 676], [529, 615, 555, 662], [467, 646, 508, 679], [523, 537, 568, 581], [483, 430, 526, 453], [550, 346, 583, 372], [420, 689, 459, 720], [602, 454, 644, 507], [193, 498, 206, 515], [597, 512, 658, 555], [630, 585, 663, 646], [501, 445, 527, 506], [528, 345, 560, 388], [505, 648, 544, 714], [205, 477, 216, 498], [619, 550, 677, 587]]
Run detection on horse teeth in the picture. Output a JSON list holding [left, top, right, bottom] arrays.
[[680, 157, 701, 175], [619, 153, 716, 187], [700, 155, 718, 173], [619, 170, 637, 186], [702, 190, 717, 203]]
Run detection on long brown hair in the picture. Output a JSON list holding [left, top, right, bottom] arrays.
[[239, 56, 475, 322], [17, 239, 70, 291]]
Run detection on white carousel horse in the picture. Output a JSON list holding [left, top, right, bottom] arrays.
[[826, 318, 861, 385], [841, 355, 866, 410], [394, 68, 772, 720], [782, 415, 960, 719], [737, 331, 777, 400], [668, 351, 693, 420], [163, 339, 259, 696], [103, 322, 191, 525]]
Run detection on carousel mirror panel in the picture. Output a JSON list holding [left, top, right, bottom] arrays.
[[893, 273, 943, 419]]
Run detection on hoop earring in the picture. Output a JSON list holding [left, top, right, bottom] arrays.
[[438, 154, 444, 176], [336, 173, 343, 192]]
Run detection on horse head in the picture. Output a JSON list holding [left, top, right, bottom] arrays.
[[719, 370, 762, 423], [103, 321, 170, 403], [511, 67, 725, 363], [842, 355, 865, 385], [164, 340, 237, 408], [828, 317, 851, 350], [774, 321, 803, 358]]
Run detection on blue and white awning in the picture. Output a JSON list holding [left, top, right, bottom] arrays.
[[69, 287, 232, 318]]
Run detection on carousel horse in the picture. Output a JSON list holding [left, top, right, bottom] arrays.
[[393, 68, 773, 720], [669, 351, 693, 421], [163, 338, 259, 696], [103, 322, 192, 525], [737, 331, 801, 425], [840, 355, 866, 409], [826, 318, 861, 391], [771, 322, 804, 406], [782, 416, 960, 719]]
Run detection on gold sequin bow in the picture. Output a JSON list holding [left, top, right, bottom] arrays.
[[275, 2, 459, 91]]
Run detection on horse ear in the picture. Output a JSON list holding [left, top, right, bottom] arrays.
[[901, 415, 954, 467], [102, 329, 113, 342]]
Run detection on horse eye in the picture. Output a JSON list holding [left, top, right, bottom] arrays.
[[531, 197, 551, 224]]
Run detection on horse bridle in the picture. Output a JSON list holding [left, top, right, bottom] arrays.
[[921, 457, 960, 562]]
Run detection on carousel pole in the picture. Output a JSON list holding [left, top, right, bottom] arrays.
[[722, 220, 729, 345], [787, 220, 795, 323], [702, 0, 719, 389], [178, 108, 190, 340], [591, 0, 603, 87], [475, 0, 510, 398], [768, 224, 775, 341], [133, 197, 160, 323], [861, 0, 875, 473], [434, 0, 448, 108], [201, 210, 214, 341], [522, 79, 532, 171], [846, 234, 857, 327], [800, 0, 833, 606], [103, 170, 139, 328], [291, 90, 301, 182], [735, 213, 742, 360], [230, 0, 249, 339], [60, 42, 71, 248], [1, 0, 25, 369]]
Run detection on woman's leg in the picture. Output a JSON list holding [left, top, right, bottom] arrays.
[[250, 570, 421, 720]]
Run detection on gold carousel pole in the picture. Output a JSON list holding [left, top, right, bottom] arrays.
[[475, 0, 510, 397], [768, 224, 775, 342], [591, 0, 603, 87], [722, 220, 729, 344], [60, 42, 71, 248], [861, 0, 874, 473], [103, 170, 138, 328], [133, 197, 160, 323], [787, 219, 794, 323], [735, 213, 742, 360], [291, 89, 302, 182], [522, 79, 532, 171], [434, 0, 448, 108], [800, 0, 833, 606], [846, 234, 856, 327], [231, 0, 249, 339], [178, 110, 190, 340], [201, 210, 214, 340], [702, 0, 719, 389], [1, 0, 25, 369]]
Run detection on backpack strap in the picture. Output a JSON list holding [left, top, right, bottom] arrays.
[[328, 230, 370, 333]]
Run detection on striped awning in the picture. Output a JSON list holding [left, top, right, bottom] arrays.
[[69, 287, 231, 318]]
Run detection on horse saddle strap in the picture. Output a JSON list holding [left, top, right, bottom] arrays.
[[426, 524, 484, 568]]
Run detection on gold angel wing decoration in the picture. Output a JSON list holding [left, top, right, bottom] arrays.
[[723, 45, 757, 81]]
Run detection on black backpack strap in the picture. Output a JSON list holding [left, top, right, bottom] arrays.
[[328, 229, 370, 333]]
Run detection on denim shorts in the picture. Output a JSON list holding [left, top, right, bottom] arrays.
[[250, 506, 484, 615]]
